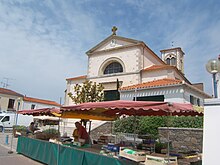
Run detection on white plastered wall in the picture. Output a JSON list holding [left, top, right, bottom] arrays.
[[203, 99, 220, 165]]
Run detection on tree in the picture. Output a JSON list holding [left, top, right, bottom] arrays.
[[68, 80, 104, 104]]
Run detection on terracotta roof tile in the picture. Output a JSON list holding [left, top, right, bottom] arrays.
[[120, 78, 183, 90], [0, 88, 23, 97], [66, 75, 87, 81], [142, 65, 175, 72], [24, 96, 61, 107]]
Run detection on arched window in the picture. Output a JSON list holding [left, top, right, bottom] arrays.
[[170, 57, 176, 65], [166, 58, 171, 65], [104, 62, 123, 75]]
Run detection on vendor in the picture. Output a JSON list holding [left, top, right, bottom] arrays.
[[74, 121, 90, 144], [72, 128, 79, 141], [26, 122, 39, 135]]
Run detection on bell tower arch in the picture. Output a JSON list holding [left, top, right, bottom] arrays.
[[160, 47, 185, 74]]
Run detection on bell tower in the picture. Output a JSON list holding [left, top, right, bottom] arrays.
[[160, 47, 185, 74]]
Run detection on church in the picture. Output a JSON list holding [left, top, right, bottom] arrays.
[[64, 27, 210, 107]]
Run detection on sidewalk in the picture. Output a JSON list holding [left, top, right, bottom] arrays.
[[0, 132, 44, 165]]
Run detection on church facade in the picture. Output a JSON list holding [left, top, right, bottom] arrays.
[[65, 28, 210, 107]]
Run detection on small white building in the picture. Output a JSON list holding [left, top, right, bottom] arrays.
[[0, 87, 60, 112], [0, 87, 23, 111]]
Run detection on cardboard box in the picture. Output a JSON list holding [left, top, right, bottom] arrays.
[[119, 148, 147, 162]]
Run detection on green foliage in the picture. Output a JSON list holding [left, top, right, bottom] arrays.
[[139, 116, 167, 138], [155, 141, 167, 153], [113, 116, 141, 134], [13, 125, 27, 131], [171, 116, 203, 128], [114, 116, 203, 138], [68, 80, 104, 104], [42, 128, 59, 135]]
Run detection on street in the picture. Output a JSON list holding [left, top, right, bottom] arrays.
[[0, 132, 44, 165]]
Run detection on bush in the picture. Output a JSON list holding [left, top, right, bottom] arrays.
[[113, 116, 203, 138], [35, 128, 60, 140], [13, 125, 27, 131], [113, 116, 141, 134], [42, 128, 59, 134]]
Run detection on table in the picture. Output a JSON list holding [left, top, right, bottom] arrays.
[[16, 136, 138, 165]]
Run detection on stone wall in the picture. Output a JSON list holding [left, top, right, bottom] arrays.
[[90, 122, 113, 141], [158, 127, 203, 153]]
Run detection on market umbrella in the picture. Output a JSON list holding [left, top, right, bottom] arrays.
[[17, 107, 61, 117], [17, 107, 62, 165], [61, 100, 201, 117]]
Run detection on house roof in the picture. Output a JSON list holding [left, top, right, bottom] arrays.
[[120, 78, 183, 91], [23, 96, 61, 107], [142, 65, 191, 84], [0, 87, 24, 97], [66, 75, 87, 81], [120, 78, 211, 98]]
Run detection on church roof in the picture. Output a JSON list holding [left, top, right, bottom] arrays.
[[0, 87, 23, 97], [120, 78, 183, 90], [86, 34, 165, 65], [86, 34, 142, 55], [142, 65, 174, 71], [160, 47, 184, 54]]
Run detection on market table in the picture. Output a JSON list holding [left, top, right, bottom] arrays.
[[16, 136, 138, 165]]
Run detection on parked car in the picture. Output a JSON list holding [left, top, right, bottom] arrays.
[[0, 112, 33, 132]]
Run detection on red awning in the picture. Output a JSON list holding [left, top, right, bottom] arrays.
[[61, 100, 202, 117], [17, 108, 61, 116]]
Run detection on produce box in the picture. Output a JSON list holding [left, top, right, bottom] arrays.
[[145, 153, 178, 165], [119, 147, 147, 162]]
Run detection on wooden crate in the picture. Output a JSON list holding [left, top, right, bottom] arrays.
[[145, 154, 178, 165], [119, 148, 147, 162]]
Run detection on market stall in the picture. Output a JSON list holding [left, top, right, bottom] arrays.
[[16, 100, 202, 165], [60, 100, 203, 165]]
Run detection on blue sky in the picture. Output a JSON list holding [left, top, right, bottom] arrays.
[[0, 0, 219, 103]]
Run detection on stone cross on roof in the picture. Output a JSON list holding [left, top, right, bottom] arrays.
[[112, 26, 118, 35]]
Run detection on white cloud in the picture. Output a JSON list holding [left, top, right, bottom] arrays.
[[0, 1, 103, 102], [0, 0, 219, 101]]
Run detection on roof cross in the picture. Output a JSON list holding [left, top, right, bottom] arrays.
[[112, 26, 118, 35]]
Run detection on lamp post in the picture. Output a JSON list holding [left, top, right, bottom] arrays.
[[206, 59, 220, 98]]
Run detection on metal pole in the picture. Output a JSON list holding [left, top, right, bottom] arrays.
[[133, 88, 137, 147], [8, 112, 17, 154], [167, 114, 170, 165], [57, 116, 61, 165], [15, 101, 20, 125], [213, 73, 218, 98]]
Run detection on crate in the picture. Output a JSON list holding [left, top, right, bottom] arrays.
[[119, 148, 147, 162], [145, 154, 178, 165]]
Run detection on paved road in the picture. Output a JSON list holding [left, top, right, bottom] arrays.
[[0, 132, 44, 165]]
